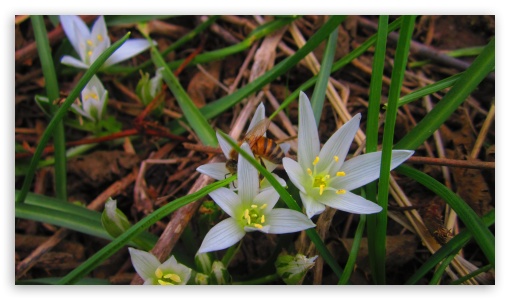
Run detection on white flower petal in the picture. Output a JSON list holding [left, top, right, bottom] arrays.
[[265, 209, 315, 234], [159, 255, 191, 284], [197, 218, 245, 254], [300, 191, 326, 218], [105, 39, 151, 67], [197, 162, 230, 180], [71, 103, 94, 121], [262, 158, 277, 172], [330, 150, 414, 191], [209, 187, 240, 217], [282, 157, 307, 193], [59, 15, 90, 56], [90, 16, 110, 48], [128, 247, 160, 281], [237, 143, 258, 205], [247, 103, 265, 133], [260, 173, 287, 190], [216, 131, 233, 159], [60, 55, 89, 69], [253, 186, 280, 210], [279, 142, 291, 154], [244, 225, 270, 234], [319, 190, 382, 214], [317, 113, 361, 173], [297, 92, 320, 170]]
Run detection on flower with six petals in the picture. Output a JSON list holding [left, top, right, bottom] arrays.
[[283, 92, 414, 218], [197, 143, 315, 254]]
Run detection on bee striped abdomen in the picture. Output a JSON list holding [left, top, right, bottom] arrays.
[[254, 137, 284, 164]]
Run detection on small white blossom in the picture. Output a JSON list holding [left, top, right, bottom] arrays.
[[59, 15, 151, 69], [128, 247, 192, 285], [71, 75, 108, 123], [283, 92, 414, 218], [197, 143, 315, 254]]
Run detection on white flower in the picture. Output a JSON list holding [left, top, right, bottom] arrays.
[[197, 143, 315, 254], [128, 247, 192, 285], [71, 75, 108, 123], [283, 92, 414, 218], [59, 15, 151, 69], [196, 102, 290, 187]]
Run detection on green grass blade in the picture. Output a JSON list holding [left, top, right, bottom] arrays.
[[405, 209, 494, 285], [338, 214, 366, 284], [310, 25, 340, 126], [364, 15, 389, 284], [16, 33, 130, 202], [31, 15, 67, 201], [57, 176, 235, 284], [449, 264, 493, 285], [151, 43, 217, 146], [393, 72, 463, 108], [15, 32, 131, 204], [396, 165, 495, 267], [217, 131, 345, 281], [373, 15, 416, 284], [428, 251, 457, 285], [395, 38, 495, 150]]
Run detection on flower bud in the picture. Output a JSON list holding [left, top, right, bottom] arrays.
[[101, 198, 131, 238], [275, 253, 318, 285], [209, 261, 231, 285], [136, 67, 164, 115]]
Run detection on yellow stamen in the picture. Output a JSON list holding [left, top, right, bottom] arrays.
[[336, 189, 346, 194], [86, 39, 93, 46], [158, 280, 173, 285], [319, 184, 325, 195], [261, 215, 265, 223], [334, 156, 339, 162], [324, 175, 330, 180], [260, 204, 267, 210], [313, 156, 320, 165], [87, 50, 93, 57], [254, 224, 263, 229], [97, 34, 103, 42], [251, 204, 258, 208], [163, 273, 181, 282], [307, 168, 312, 175], [336, 171, 346, 177], [155, 268, 164, 278], [251, 213, 258, 218]]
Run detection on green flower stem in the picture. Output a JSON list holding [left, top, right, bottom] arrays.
[[395, 38, 495, 151], [16, 32, 132, 204], [338, 214, 366, 284], [428, 251, 457, 285], [396, 165, 495, 268], [217, 131, 345, 281], [364, 15, 389, 281], [31, 15, 67, 201], [57, 175, 235, 285], [373, 15, 416, 284]]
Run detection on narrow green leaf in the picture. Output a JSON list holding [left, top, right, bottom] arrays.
[[374, 15, 416, 284], [310, 26, 339, 126], [151, 44, 217, 146], [364, 15, 389, 284], [396, 165, 495, 267], [450, 264, 493, 285], [395, 38, 495, 150], [57, 176, 235, 284], [31, 15, 67, 201], [217, 131, 345, 281], [16, 32, 132, 204]]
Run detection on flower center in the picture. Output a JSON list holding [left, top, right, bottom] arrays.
[[155, 267, 182, 285], [241, 204, 267, 229], [306, 156, 347, 196], [83, 92, 99, 102]]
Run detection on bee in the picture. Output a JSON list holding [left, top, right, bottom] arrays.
[[225, 118, 286, 175]]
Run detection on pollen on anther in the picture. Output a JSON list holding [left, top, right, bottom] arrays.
[[254, 224, 263, 229], [97, 34, 103, 42], [336, 171, 346, 177], [260, 204, 267, 209], [87, 50, 93, 57], [261, 215, 265, 223], [86, 39, 93, 46], [307, 168, 312, 175], [334, 156, 339, 162], [251, 204, 258, 208], [319, 184, 325, 195], [155, 268, 164, 278], [164, 273, 181, 282], [336, 189, 346, 194], [313, 156, 320, 165]]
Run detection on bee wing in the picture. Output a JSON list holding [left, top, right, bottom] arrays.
[[243, 118, 271, 142]]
